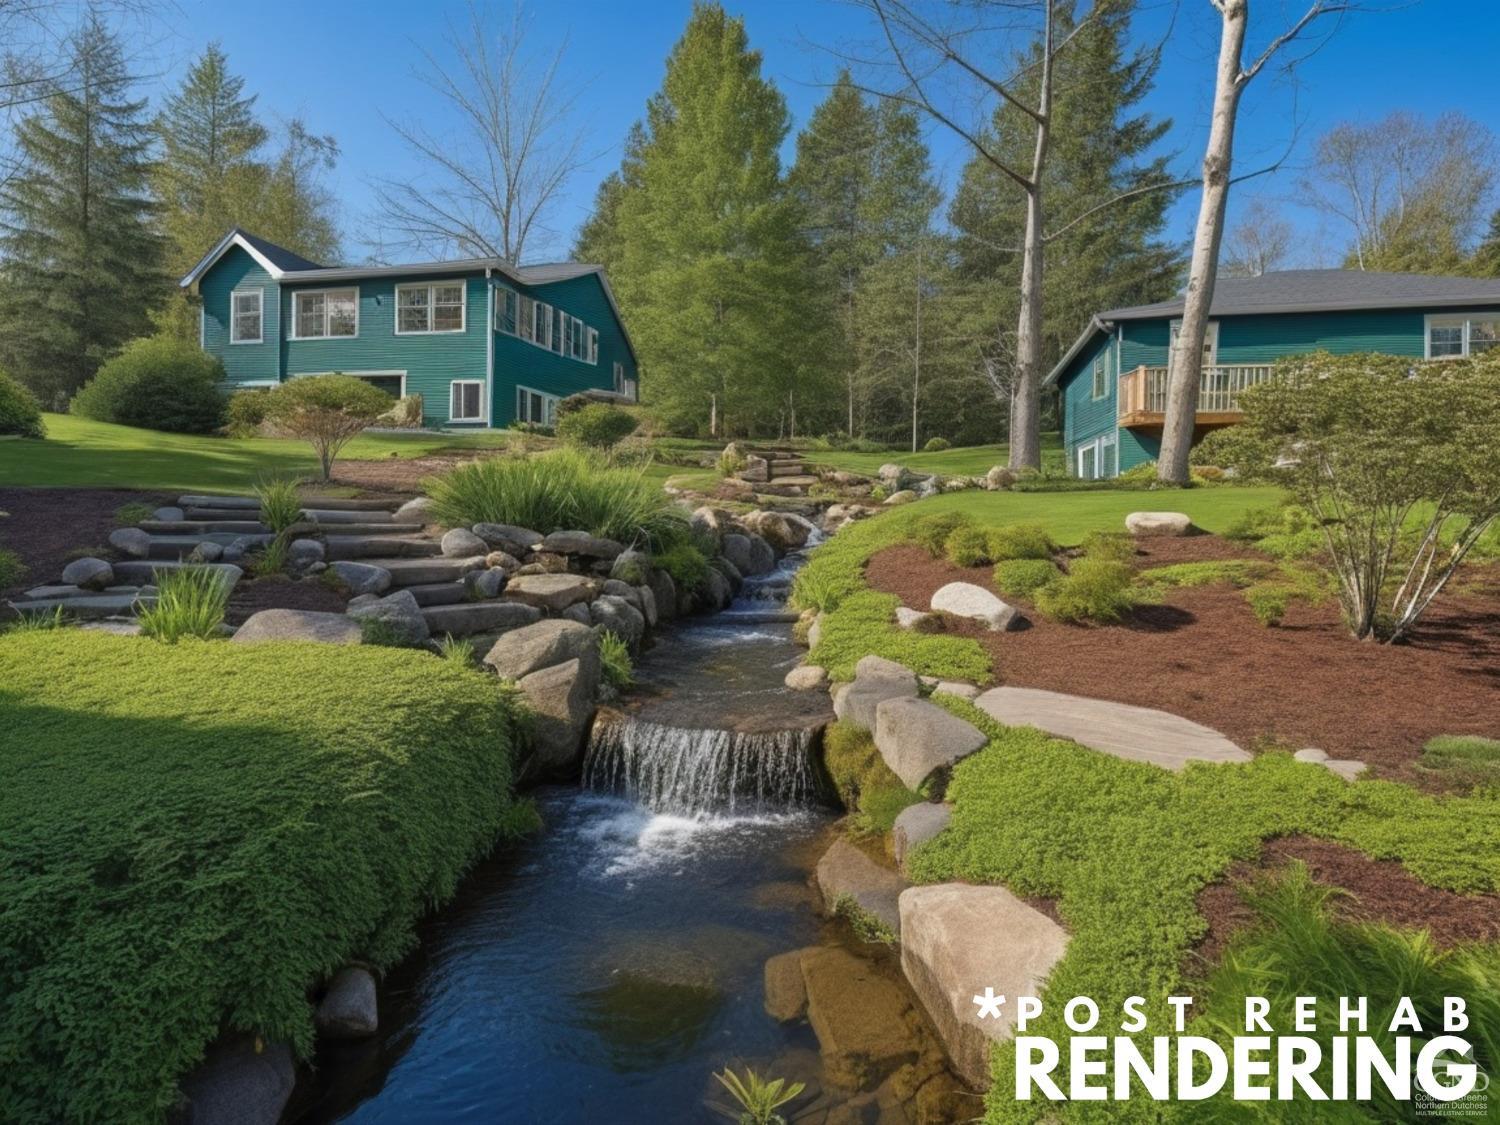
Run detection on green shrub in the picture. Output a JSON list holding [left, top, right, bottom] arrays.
[[555, 402, 638, 449], [910, 511, 972, 557], [993, 558, 1059, 599], [0, 631, 527, 1122], [717, 445, 747, 477], [1244, 584, 1292, 626], [986, 522, 1057, 561], [923, 436, 951, 452], [254, 477, 303, 535], [1034, 557, 1139, 623], [654, 541, 710, 595], [426, 448, 687, 548], [1136, 559, 1271, 590], [1080, 530, 1136, 562], [0, 547, 28, 589], [137, 566, 232, 642], [943, 524, 992, 567], [0, 369, 44, 438], [70, 337, 227, 434], [598, 631, 633, 689], [262, 374, 393, 481], [225, 388, 271, 436]]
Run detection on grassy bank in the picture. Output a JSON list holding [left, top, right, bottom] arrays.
[[804, 434, 1065, 478], [0, 632, 529, 1123]]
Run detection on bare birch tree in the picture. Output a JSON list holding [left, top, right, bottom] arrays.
[[1156, 0, 1355, 484], [373, 1, 588, 263], [1222, 197, 1294, 276]]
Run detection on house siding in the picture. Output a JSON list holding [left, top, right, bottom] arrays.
[[199, 246, 281, 384], [1059, 331, 1119, 476]]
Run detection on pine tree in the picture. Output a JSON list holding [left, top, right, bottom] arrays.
[[1471, 209, 1500, 278], [0, 16, 165, 405]]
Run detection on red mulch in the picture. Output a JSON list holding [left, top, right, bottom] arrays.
[[1191, 835, 1500, 969], [226, 575, 349, 625], [0, 487, 174, 599], [864, 537, 1500, 782]]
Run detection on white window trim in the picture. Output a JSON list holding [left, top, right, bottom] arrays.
[[230, 288, 264, 345], [1424, 310, 1500, 359], [515, 383, 560, 427], [1090, 351, 1107, 400], [395, 281, 467, 336], [449, 379, 486, 422], [290, 369, 407, 397], [1075, 433, 1118, 481], [289, 287, 359, 341]]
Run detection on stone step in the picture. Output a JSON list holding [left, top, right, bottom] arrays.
[[769, 461, 806, 478], [404, 582, 470, 607], [178, 494, 259, 510], [324, 536, 443, 561], [299, 496, 406, 512], [139, 520, 269, 535], [301, 509, 398, 525], [420, 601, 541, 638], [9, 594, 155, 620], [18, 584, 143, 601], [145, 533, 267, 559], [185, 507, 268, 523], [372, 557, 483, 587], [290, 521, 428, 538], [112, 560, 244, 586]]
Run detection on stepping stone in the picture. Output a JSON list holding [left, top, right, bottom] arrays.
[[324, 536, 441, 561], [11, 594, 153, 619], [185, 507, 270, 523], [892, 803, 952, 872], [19, 585, 85, 600], [973, 686, 1250, 769], [112, 560, 243, 587], [814, 837, 907, 937], [301, 509, 397, 525], [1322, 759, 1368, 781], [900, 883, 1069, 1089], [875, 697, 987, 792], [421, 601, 541, 638], [231, 609, 363, 646], [142, 534, 262, 559], [370, 557, 484, 587], [138, 520, 268, 535], [293, 521, 427, 538], [403, 582, 469, 607], [177, 494, 259, 510], [152, 506, 185, 522]]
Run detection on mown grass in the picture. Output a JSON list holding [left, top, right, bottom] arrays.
[[909, 696, 1500, 1122], [804, 434, 1066, 478], [0, 632, 529, 1123]]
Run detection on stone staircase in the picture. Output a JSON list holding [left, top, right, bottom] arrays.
[[736, 448, 821, 497]]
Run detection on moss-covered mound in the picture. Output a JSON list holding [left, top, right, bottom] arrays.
[[0, 632, 527, 1123]]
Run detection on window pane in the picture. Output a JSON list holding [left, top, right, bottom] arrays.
[[296, 293, 325, 338], [398, 288, 428, 308], [1430, 323, 1464, 357], [434, 303, 463, 332], [435, 284, 464, 306], [451, 383, 463, 417], [464, 383, 481, 418], [327, 291, 356, 337], [1469, 319, 1500, 353]]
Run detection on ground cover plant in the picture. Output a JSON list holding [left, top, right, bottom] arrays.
[[1033, 557, 1139, 624], [992, 557, 1059, 598], [70, 337, 227, 435], [823, 721, 922, 835], [1418, 736, 1500, 794], [907, 696, 1500, 1122], [0, 632, 529, 1122], [262, 374, 394, 482]]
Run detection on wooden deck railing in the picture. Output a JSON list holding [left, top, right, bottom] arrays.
[[1117, 364, 1275, 421]]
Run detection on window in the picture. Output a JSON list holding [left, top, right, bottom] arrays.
[[1076, 435, 1118, 480], [397, 282, 466, 334], [587, 327, 599, 365], [516, 385, 559, 427], [292, 288, 358, 339], [613, 361, 625, 394], [536, 303, 553, 349], [495, 286, 518, 334], [518, 294, 536, 343], [1427, 313, 1500, 358], [1169, 320, 1218, 365], [449, 380, 484, 422], [1091, 352, 1107, 399], [230, 289, 263, 344]]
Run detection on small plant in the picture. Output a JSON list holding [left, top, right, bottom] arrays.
[[832, 894, 898, 945], [717, 445, 747, 477], [137, 566, 231, 642], [711, 1067, 806, 1125], [944, 525, 992, 568], [254, 477, 303, 535], [1244, 584, 1293, 627], [5, 605, 67, 633], [0, 547, 27, 589], [1080, 530, 1136, 562], [437, 633, 477, 665], [923, 436, 951, 452], [598, 631, 633, 689], [113, 502, 155, 527], [261, 374, 393, 481], [555, 402, 638, 449], [1034, 558, 1140, 624], [910, 511, 972, 557], [869, 484, 889, 502], [790, 565, 843, 613], [0, 368, 45, 438], [250, 534, 291, 578], [986, 522, 1057, 561], [655, 541, 710, 596], [993, 558, 1059, 599]]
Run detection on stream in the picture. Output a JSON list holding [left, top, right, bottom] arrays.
[[290, 543, 943, 1123]]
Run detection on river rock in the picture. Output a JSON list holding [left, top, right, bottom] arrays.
[[648, 569, 678, 622], [710, 555, 743, 594], [690, 506, 729, 551], [930, 680, 980, 700], [61, 557, 113, 591], [464, 567, 508, 599], [560, 602, 592, 625], [894, 606, 930, 630], [635, 584, 658, 627], [108, 527, 152, 559], [1125, 511, 1194, 537], [899, 883, 1069, 1088], [785, 664, 828, 691], [764, 951, 808, 1022], [189, 541, 224, 563], [395, 496, 435, 521], [517, 656, 600, 776], [930, 582, 1022, 632], [590, 594, 646, 649], [347, 589, 430, 646], [875, 696, 987, 792], [152, 505, 186, 522], [878, 463, 915, 491], [315, 966, 378, 1040], [743, 533, 777, 576], [600, 579, 643, 612], [485, 550, 521, 572], [472, 522, 544, 556], [814, 838, 907, 937], [610, 548, 651, 585], [288, 538, 324, 568], [542, 529, 624, 559], [328, 561, 392, 596], [741, 510, 815, 552], [504, 573, 595, 612], [892, 803, 953, 871], [882, 490, 918, 506], [831, 656, 920, 730], [441, 527, 488, 558], [231, 609, 363, 646], [177, 1035, 295, 1125], [800, 946, 922, 1090], [483, 619, 599, 681]]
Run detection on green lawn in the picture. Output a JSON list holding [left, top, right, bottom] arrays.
[[0, 414, 521, 492], [805, 433, 1066, 477]]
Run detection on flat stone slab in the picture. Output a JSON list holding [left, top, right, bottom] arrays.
[[374, 557, 484, 586], [112, 560, 243, 587], [875, 696, 988, 792], [231, 609, 363, 646], [10, 594, 152, 619], [177, 494, 260, 510], [900, 882, 1069, 1089], [422, 601, 541, 639], [973, 686, 1250, 769], [503, 573, 595, 612], [814, 838, 908, 937]]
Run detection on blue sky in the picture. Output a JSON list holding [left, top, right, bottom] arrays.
[[143, 0, 1496, 267]]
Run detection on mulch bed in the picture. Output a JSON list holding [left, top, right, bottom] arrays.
[[324, 454, 477, 495], [864, 536, 1500, 782], [0, 487, 173, 600], [1191, 835, 1500, 969], [226, 576, 349, 626]]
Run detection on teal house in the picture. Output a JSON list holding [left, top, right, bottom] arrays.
[[1046, 270, 1500, 478], [182, 229, 639, 428]]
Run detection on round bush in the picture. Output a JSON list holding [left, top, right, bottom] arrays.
[[993, 558, 1060, 599], [944, 525, 992, 568], [71, 337, 226, 434], [923, 436, 951, 452], [225, 389, 270, 437], [1034, 558, 1139, 624], [556, 402, 638, 449], [0, 369, 44, 438], [986, 522, 1058, 561]]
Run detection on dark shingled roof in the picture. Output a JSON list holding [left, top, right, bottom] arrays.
[[233, 228, 325, 272], [1102, 269, 1500, 320]]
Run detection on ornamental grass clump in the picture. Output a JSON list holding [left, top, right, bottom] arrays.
[[254, 476, 303, 535], [137, 566, 232, 642], [598, 631, 634, 689]]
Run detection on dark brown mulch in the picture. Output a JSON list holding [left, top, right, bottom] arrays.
[[323, 454, 470, 495], [863, 537, 1500, 782], [226, 575, 349, 626], [1191, 835, 1500, 970], [0, 487, 173, 599]]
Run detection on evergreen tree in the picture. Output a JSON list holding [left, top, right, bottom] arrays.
[[0, 16, 165, 405], [1471, 209, 1500, 278]]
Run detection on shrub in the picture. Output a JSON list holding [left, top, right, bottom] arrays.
[[0, 547, 27, 589], [993, 558, 1059, 599], [598, 631, 633, 689], [1034, 558, 1139, 624], [923, 436, 951, 453], [655, 541, 710, 595], [0, 369, 44, 438], [136, 566, 232, 642], [986, 522, 1057, 561], [1224, 501, 1322, 559], [910, 511, 972, 557], [1244, 584, 1293, 627], [426, 448, 687, 548], [555, 402, 638, 449], [262, 374, 392, 481], [70, 337, 227, 434], [1080, 530, 1136, 562], [254, 477, 303, 535], [225, 388, 271, 437], [943, 524, 992, 567], [716, 444, 747, 477], [0, 631, 528, 1122]]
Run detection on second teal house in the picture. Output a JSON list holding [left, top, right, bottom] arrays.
[[1046, 270, 1500, 478], [181, 229, 639, 429]]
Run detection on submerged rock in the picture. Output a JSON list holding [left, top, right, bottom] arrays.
[[801, 945, 922, 1091], [763, 950, 808, 1023]]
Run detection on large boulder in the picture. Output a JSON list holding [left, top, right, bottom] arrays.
[[517, 655, 600, 776], [931, 582, 1022, 632], [314, 966, 378, 1040], [892, 803, 953, 872], [394, 496, 435, 522], [328, 560, 392, 596], [483, 618, 598, 681], [231, 609, 363, 646], [814, 837, 907, 937], [542, 529, 624, 560], [983, 465, 1016, 491], [108, 527, 152, 559], [741, 510, 815, 552], [590, 594, 646, 649], [177, 1035, 295, 1125], [878, 463, 916, 491], [441, 527, 488, 558], [472, 522, 543, 557], [346, 589, 430, 646], [831, 655, 920, 730], [60, 557, 113, 591], [874, 697, 987, 792], [1125, 511, 1194, 537], [504, 573, 595, 612], [899, 883, 1069, 1088], [690, 506, 730, 552], [720, 533, 754, 576]]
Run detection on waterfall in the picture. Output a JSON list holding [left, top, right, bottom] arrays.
[[583, 713, 826, 818]]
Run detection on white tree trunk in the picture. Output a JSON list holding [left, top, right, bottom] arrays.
[[1157, 0, 1248, 484], [911, 244, 923, 453]]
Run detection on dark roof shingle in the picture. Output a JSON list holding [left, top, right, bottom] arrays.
[[234, 228, 326, 272], [1102, 269, 1500, 320]]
